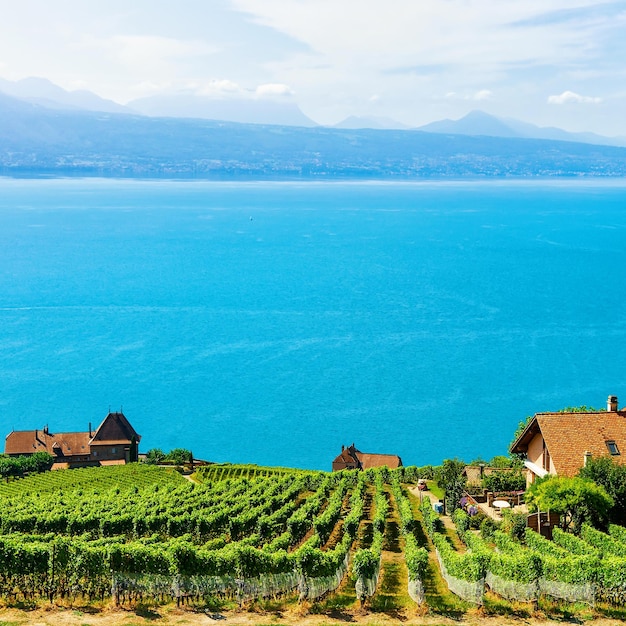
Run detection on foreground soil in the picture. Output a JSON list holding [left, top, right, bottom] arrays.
[[2, 605, 626, 626]]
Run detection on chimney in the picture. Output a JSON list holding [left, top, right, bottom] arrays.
[[89, 422, 92, 437], [608, 395, 618, 412], [584, 451, 592, 467]]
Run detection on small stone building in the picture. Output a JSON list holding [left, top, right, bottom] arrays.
[[332, 443, 402, 471]]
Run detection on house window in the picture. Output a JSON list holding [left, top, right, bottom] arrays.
[[542, 440, 551, 470], [606, 441, 620, 455], [111, 447, 117, 454]]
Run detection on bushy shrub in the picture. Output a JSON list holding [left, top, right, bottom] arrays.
[[482, 470, 525, 493], [434, 459, 467, 514], [501, 510, 527, 541], [480, 516, 500, 541]]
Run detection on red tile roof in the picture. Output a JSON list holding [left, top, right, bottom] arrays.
[[5, 429, 91, 457], [358, 452, 403, 469], [332, 444, 402, 470], [511, 409, 626, 477]]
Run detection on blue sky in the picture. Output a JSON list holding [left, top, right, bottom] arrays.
[[1, 0, 625, 135]]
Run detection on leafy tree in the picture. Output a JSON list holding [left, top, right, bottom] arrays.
[[0, 456, 21, 480], [482, 470, 525, 493], [469, 456, 487, 466], [500, 510, 527, 540], [579, 456, 626, 525], [166, 448, 192, 465], [526, 475, 613, 533], [488, 454, 523, 469], [0, 452, 53, 479], [144, 448, 166, 464], [509, 415, 533, 457], [434, 458, 466, 514], [23, 451, 54, 473]]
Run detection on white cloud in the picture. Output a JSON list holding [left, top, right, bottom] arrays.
[[0, 0, 623, 133], [474, 89, 493, 101], [198, 79, 242, 95], [255, 83, 294, 98], [548, 90, 602, 104], [231, 0, 607, 71]]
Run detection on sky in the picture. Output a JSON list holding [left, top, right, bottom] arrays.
[[1, 0, 625, 135]]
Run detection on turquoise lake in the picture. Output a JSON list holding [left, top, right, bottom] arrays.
[[1, 178, 626, 470]]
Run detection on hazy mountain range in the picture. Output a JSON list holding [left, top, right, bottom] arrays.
[[0, 77, 132, 115], [1, 77, 626, 179], [2, 76, 625, 147], [416, 109, 626, 148]]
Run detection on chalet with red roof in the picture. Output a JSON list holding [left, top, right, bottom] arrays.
[[332, 443, 402, 471], [4, 411, 140, 469], [510, 395, 626, 486]]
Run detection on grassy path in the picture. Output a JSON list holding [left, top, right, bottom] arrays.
[[405, 486, 470, 617], [370, 487, 411, 613]]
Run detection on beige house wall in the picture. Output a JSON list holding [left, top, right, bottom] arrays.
[[527, 433, 545, 468]]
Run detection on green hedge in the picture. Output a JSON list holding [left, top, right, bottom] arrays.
[[581, 523, 626, 557], [419, 497, 443, 537], [432, 533, 487, 582], [404, 533, 428, 581], [551, 527, 600, 556]]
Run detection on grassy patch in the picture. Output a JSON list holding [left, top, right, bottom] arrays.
[[252, 596, 299, 613], [370, 561, 405, 612], [537, 597, 595, 621], [426, 481, 444, 500], [315, 591, 356, 612], [482, 592, 532, 618], [596, 603, 626, 621]]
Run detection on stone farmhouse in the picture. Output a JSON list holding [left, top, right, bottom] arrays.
[[4, 411, 140, 469], [332, 443, 402, 471], [510, 394, 626, 486]]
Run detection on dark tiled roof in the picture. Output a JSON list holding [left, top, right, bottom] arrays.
[[90, 412, 140, 444], [332, 446, 361, 466]]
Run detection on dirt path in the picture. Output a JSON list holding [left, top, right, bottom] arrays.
[[2, 605, 625, 626]]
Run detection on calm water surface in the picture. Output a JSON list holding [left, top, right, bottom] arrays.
[[1, 178, 625, 469]]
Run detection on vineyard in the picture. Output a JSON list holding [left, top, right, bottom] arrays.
[[0, 463, 427, 608], [421, 496, 626, 608], [0, 462, 626, 616]]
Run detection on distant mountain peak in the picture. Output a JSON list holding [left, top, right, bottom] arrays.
[[0, 76, 134, 114], [418, 110, 521, 138], [417, 109, 626, 147]]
